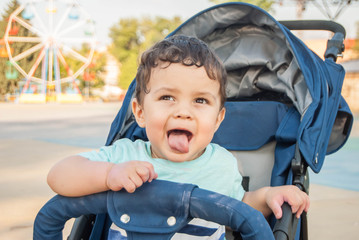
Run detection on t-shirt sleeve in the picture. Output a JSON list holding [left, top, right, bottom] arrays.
[[78, 144, 117, 162], [77, 139, 146, 164], [230, 170, 246, 201]]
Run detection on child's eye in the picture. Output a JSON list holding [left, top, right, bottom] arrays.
[[160, 95, 174, 101], [195, 98, 208, 104]]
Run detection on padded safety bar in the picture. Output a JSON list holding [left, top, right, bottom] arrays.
[[190, 187, 274, 240], [34, 180, 274, 240], [33, 192, 108, 240]]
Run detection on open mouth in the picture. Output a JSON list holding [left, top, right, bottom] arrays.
[[167, 129, 193, 140], [167, 129, 193, 153]]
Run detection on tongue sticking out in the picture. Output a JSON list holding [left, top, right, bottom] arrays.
[[168, 131, 190, 153]]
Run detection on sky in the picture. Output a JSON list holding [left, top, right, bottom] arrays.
[[1, 0, 358, 48]]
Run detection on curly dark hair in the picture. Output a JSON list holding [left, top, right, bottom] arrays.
[[135, 35, 227, 109]]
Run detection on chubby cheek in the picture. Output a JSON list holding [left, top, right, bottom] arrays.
[[145, 113, 167, 142], [197, 118, 219, 145]]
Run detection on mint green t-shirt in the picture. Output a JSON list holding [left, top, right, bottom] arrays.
[[79, 138, 245, 200]]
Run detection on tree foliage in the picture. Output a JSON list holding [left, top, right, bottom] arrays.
[[108, 16, 182, 89], [208, 0, 275, 12], [61, 43, 106, 93]]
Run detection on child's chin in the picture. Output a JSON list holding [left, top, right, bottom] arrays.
[[166, 152, 192, 162], [167, 152, 200, 163]]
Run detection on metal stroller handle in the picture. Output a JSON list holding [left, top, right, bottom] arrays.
[[279, 20, 346, 36], [273, 203, 299, 240], [279, 20, 345, 61], [34, 180, 274, 240]]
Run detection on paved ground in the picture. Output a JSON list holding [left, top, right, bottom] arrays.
[[0, 102, 358, 239]]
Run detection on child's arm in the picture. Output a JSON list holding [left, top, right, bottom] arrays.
[[47, 155, 157, 197], [242, 185, 310, 219]]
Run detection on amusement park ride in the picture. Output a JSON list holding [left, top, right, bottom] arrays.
[[2, 0, 96, 103]]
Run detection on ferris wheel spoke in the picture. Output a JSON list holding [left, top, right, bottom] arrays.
[[10, 61, 28, 78], [59, 37, 95, 44], [13, 15, 45, 37], [7, 36, 43, 43], [29, 4, 48, 34], [53, 5, 72, 36], [27, 48, 46, 79], [62, 45, 89, 63], [10, 4, 25, 18], [56, 48, 73, 75], [57, 19, 87, 38], [12, 42, 45, 62], [61, 76, 76, 83]]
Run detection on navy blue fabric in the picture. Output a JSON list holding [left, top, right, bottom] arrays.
[[105, 80, 138, 146], [271, 107, 300, 187], [327, 96, 353, 154], [107, 181, 194, 234], [34, 180, 274, 240], [212, 101, 288, 150], [34, 192, 108, 240], [178, 224, 218, 236], [190, 185, 274, 240]]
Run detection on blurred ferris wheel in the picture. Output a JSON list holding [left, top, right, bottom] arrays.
[[3, 0, 96, 103]]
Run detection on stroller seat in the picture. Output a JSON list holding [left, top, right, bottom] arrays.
[[213, 101, 289, 192]]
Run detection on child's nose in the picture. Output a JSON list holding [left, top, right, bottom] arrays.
[[173, 104, 192, 119]]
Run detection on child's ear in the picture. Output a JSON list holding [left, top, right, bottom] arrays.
[[132, 98, 146, 128], [214, 107, 226, 132]]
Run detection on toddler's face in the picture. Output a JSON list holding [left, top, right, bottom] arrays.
[[132, 63, 225, 162]]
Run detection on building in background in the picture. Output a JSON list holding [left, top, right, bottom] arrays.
[[306, 38, 359, 113]]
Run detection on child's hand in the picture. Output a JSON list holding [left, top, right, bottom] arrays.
[[106, 161, 158, 193], [266, 185, 310, 219]]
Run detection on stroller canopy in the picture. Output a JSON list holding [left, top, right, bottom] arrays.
[[167, 2, 353, 173], [107, 3, 353, 174]]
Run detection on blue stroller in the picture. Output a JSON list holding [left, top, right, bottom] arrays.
[[34, 2, 353, 240]]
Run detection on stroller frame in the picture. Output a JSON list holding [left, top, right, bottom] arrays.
[[34, 3, 353, 240]]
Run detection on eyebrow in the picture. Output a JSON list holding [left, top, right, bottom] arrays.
[[194, 91, 217, 101], [153, 87, 218, 101], [152, 87, 178, 94]]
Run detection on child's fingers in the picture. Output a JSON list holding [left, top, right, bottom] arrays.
[[305, 195, 310, 212], [122, 176, 137, 193], [135, 165, 151, 183], [140, 162, 158, 182], [295, 202, 306, 218], [268, 200, 283, 219], [299, 193, 310, 218], [289, 190, 310, 218]]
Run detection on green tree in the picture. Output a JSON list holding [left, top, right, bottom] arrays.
[[208, 0, 275, 11], [108, 16, 182, 89], [0, 0, 40, 100]]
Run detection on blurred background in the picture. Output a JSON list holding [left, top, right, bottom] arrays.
[[0, 0, 359, 106], [0, 0, 358, 239]]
